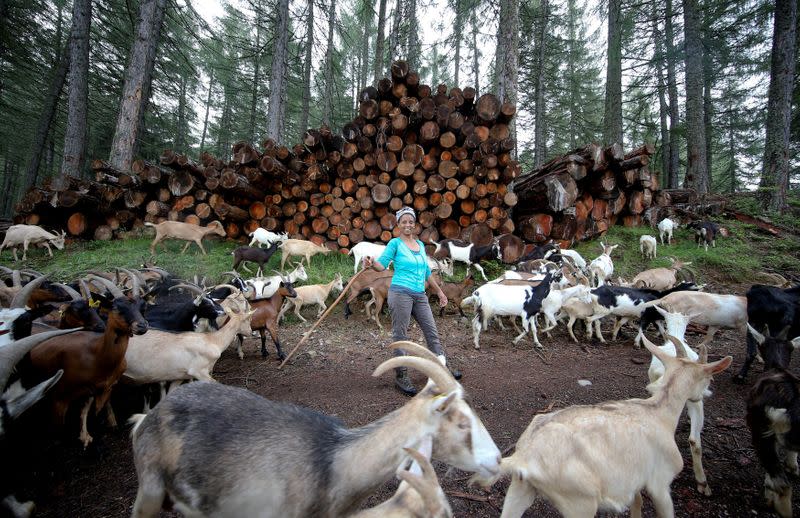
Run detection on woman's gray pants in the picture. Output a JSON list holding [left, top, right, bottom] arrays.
[[387, 288, 444, 357]]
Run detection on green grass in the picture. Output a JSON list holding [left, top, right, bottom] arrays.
[[3, 217, 799, 287]]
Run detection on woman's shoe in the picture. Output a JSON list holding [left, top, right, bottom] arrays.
[[394, 367, 417, 396]]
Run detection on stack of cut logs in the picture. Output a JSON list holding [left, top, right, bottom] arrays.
[[13, 60, 521, 250], [513, 142, 660, 244]]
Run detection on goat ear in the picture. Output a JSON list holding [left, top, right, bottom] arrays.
[[703, 355, 733, 375], [747, 323, 766, 345], [431, 392, 457, 413], [641, 332, 672, 365], [790, 336, 800, 350]]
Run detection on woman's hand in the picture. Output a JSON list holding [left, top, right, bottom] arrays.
[[437, 290, 448, 308]]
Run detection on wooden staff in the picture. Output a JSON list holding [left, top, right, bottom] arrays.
[[278, 267, 372, 369]]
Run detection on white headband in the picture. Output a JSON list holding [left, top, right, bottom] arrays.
[[396, 206, 416, 222]]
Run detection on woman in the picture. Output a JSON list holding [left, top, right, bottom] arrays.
[[363, 206, 460, 396]]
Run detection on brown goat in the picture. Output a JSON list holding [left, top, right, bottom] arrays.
[[23, 291, 148, 447], [145, 220, 226, 255], [343, 270, 395, 319], [432, 273, 475, 317], [237, 280, 297, 360]]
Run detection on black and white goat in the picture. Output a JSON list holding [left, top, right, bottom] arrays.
[[430, 239, 499, 281], [468, 273, 556, 349], [746, 325, 800, 518], [686, 221, 719, 252]]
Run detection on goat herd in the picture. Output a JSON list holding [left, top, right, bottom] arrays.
[[0, 218, 798, 518]]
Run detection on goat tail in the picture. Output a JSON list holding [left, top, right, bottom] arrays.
[[128, 413, 148, 437]]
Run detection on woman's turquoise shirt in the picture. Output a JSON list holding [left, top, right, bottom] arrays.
[[376, 238, 431, 293]]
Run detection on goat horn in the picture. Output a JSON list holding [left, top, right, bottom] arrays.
[[20, 268, 44, 279], [0, 266, 22, 288], [373, 357, 456, 394], [389, 341, 446, 367], [398, 449, 439, 507], [0, 328, 81, 388], [55, 282, 82, 301], [666, 335, 687, 358], [78, 279, 92, 300], [10, 275, 49, 309], [698, 343, 708, 364], [86, 274, 125, 299], [140, 267, 170, 277], [215, 284, 242, 296], [169, 283, 205, 296], [121, 268, 143, 297], [220, 271, 241, 280]]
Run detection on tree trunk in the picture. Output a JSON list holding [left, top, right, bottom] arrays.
[[176, 75, 187, 151], [533, 0, 548, 167], [108, 0, 167, 172], [200, 70, 214, 151], [653, 2, 670, 190], [373, 0, 387, 82], [760, 0, 797, 211], [58, 0, 91, 188], [682, 0, 708, 193], [471, 9, 480, 94], [453, 0, 463, 86], [25, 44, 70, 191], [267, 0, 290, 143], [665, 0, 680, 188], [603, 0, 623, 147], [323, 0, 336, 127], [300, 0, 314, 135], [495, 0, 519, 108], [249, 0, 263, 141]]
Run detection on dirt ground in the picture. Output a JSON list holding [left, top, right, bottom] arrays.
[[8, 286, 799, 518]]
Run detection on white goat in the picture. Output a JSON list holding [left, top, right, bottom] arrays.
[[658, 217, 676, 245], [587, 242, 618, 287], [145, 220, 226, 255], [557, 247, 587, 270], [129, 341, 500, 518], [248, 228, 288, 248], [279, 239, 331, 270], [244, 263, 308, 300], [540, 284, 592, 333], [350, 241, 387, 274], [628, 257, 692, 291], [557, 296, 604, 344], [0, 225, 66, 261], [637, 291, 748, 346], [475, 336, 732, 518], [642, 306, 716, 496], [639, 235, 658, 260], [277, 273, 343, 323], [122, 291, 253, 384]]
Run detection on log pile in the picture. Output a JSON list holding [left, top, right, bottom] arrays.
[[13, 60, 521, 250], [513, 142, 661, 244]]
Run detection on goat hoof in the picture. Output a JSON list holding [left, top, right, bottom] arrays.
[[697, 482, 711, 496]]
